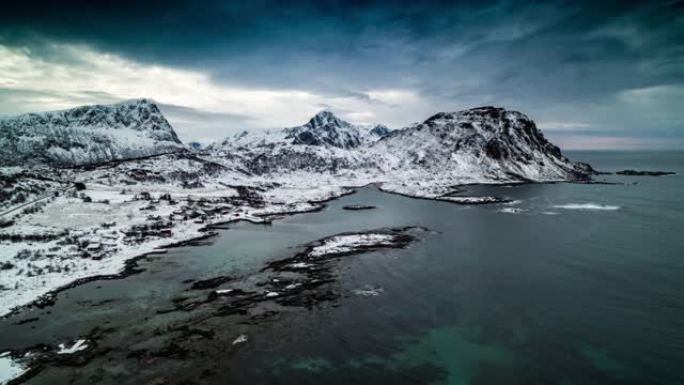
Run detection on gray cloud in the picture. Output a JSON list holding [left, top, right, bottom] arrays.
[[157, 103, 256, 143], [1, 0, 683, 148]]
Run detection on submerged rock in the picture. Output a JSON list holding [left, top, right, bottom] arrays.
[[189, 276, 235, 290], [342, 204, 377, 211], [616, 170, 675, 176]]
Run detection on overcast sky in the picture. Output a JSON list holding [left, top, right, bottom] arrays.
[[1, 0, 683, 149]]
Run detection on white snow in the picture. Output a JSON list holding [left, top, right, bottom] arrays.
[[288, 262, 313, 269], [232, 334, 248, 345], [57, 339, 89, 355], [0, 352, 26, 385], [308, 234, 397, 257]]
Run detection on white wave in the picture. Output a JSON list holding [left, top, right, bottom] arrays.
[[553, 203, 620, 211], [541, 211, 560, 215], [498, 207, 524, 214], [354, 286, 384, 297]]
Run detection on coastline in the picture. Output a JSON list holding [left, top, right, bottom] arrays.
[[0, 184, 361, 319]]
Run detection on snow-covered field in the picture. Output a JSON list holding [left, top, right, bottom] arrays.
[[0, 163, 363, 318]]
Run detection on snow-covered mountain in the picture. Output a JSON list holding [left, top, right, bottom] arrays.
[[285, 110, 365, 148], [0, 99, 185, 167], [366, 123, 392, 140], [369, 106, 591, 184], [213, 107, 591, 186], [0, 101, 591, 185], [221, 111, 392, 150]]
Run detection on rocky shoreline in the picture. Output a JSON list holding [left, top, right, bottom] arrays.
[[0, 182, 358, 319], [0, 226, 423, 384]]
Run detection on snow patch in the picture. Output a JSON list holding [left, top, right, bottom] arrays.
[[232, 334, 248, 346], [57, 339, 89, 355], [309, 234, 396, 257], [0, 353, 26, 385], [288, 262, 313, 269]]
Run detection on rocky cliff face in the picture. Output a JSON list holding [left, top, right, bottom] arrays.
[[368, 106, 590, 183], [0, 99, 185, 167]]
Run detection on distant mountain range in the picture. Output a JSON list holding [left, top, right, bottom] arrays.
[[0, 99, 592, 183], [219, 110, 391, 150]]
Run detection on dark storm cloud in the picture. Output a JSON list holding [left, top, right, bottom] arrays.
[[1, 0, 683, 147]]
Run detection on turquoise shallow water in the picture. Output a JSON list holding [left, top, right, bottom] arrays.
[[1, 151, 683, 384]]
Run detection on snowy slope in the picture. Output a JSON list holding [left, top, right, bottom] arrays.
[[0, 99, 185, 167], [214, 111, 391, 174]]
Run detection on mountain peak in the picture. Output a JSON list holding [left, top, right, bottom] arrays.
[[116, 97, 156, 106], [281, 111, 362, 149], [368, 106, 587, 182], [368, 124, 391, 138], [306, 110, 350, 129]]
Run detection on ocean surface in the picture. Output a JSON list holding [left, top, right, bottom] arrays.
[[1, 150, 683, 385]]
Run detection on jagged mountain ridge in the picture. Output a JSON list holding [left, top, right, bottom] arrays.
[[219, 107, 591, 183], [214, 111, 393, 174], [221, 111, 392, 150], [369, 106, 591, 182], [0, 99, 185, 167], [0, 100, 592, 185]]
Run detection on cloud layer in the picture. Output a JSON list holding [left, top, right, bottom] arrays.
[[1, 0, 682, 148]]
